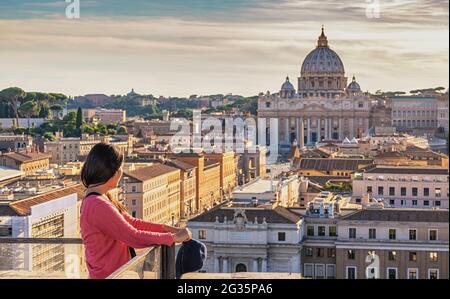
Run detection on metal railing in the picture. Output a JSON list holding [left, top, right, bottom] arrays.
[[0, 238, 175, 279]]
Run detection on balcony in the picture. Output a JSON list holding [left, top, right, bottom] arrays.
[[0, 238, 175, 279]]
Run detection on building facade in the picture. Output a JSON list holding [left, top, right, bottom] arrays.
[[391, 97, 438, 133], [258, 28, 372, 152]]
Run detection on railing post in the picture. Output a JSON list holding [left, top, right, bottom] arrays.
[[161, 245, 176, 279]]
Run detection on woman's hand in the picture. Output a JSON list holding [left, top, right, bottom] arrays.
[[173, 228, 192, 244]]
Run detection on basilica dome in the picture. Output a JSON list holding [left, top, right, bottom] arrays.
[[347, 76, 361, 93], [300, 28, 345, 75]]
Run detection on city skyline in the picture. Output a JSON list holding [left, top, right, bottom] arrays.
[[0, 0, 448, 97]]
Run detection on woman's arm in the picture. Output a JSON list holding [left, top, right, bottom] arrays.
[[92, 199, 174, 249], [122, 212, 183, 234]]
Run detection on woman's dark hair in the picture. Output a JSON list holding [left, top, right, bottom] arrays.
[[81, 143, 126, 213]]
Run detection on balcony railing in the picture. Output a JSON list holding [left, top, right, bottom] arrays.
[[0, 238, 175, 279]]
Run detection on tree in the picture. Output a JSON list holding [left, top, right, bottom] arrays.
[[0, 87, 26, 125], [50, 104, 64, 119], [76, 107, 83, 137], [18, 101, 38, 128]]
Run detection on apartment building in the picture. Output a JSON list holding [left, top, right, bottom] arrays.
[[94, 109, 126, 125], [0, 185, 83, 272], [204, 152, 237, 199], [0, 151, 50, 175], [353, 165, 449, 209], [0, 134, 33, 152], [44, 134, 131, 164], [174, 153, 222, 212], [123, 164, 181, 225], [391, 96, 438, 133], [164, 159, 197, 218], [336, 209, 449, 279]]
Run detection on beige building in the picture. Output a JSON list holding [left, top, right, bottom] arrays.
[[437, 91, 449, 134], [0, 151, 50, 175], [174, 153, 222, 212], [237, 145, 267, 185], [258, 28, 372, 153], [205, 152, 237, 199], [123, 164, 181, 225], [0, 134, 33, 152], [44, 134, 131, 164], [294, 158, 373, 177], [164, 159, 197, 219], [94, 109, 126, 125], [336, 209, 449, 279], [391, 96, 438, 133], [352, 165, 449, 209]]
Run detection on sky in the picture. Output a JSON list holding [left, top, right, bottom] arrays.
[[0, 0, 448, 98]]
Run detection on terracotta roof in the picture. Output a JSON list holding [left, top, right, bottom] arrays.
[[297, 158, 373, 172], [0, 205, 20, 216], [124, 164, 179, 182], [342, 209, 449, 223], [8, 184, 85, 216], [1, 152, 51, 163], [164, 159, 196, 171], [204, 160, 219, 169], [189, 206, 302, 224]]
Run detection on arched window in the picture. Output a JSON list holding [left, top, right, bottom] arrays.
[[235, 263, 247, 273]]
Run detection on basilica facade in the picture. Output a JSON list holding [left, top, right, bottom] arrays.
[[258, 28, 372, 152]]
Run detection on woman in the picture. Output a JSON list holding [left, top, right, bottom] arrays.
[[80, 143, 191, 279]]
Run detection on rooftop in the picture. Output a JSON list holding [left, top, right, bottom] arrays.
[[1, 151, 51, 163], [124, 164, 179, 182], [362, 165, 448, 175], [297, 158, 373, 172], [342, 209, 449, 223]]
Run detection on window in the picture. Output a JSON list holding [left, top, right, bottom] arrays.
[[428, 269, 439, 279], [388, 251, 397, 261], [412, 188, 418, 196], [412, 200, 418, 206], [315, 264, 325, 279], [318, 226, 326, 236], [131, 211, 136, 217], [378, 186, 384, 196], [346, 267, 357, 279], [401, 187, 407, 196], [387, 268, 397, 279], [409, 229, 417, 240], [198, 229, 206, 240], [349, 228, 356, 239], [0, 226, 12, 237], [131, 199, 136, 206], [435, 188, 441, 197], [278, 232, 286, 242], [329, 226, 337, 237], [307, 226, 315, 236], [389, 199, 395, 205], [131, 185, 137, 193], [424, 188, 430, 197], [429, 230, 438, 241], [304, 264, 314, 278], [429, 252, 438, 262], [347, 250, 355, 260], [316, 248, 325, 257], [407, 268, 418, 279], [409, 252, 417, 262], [367, 186, 372, 193], [389, 187, 395, 196], [326, 264, 336, 279], [389, 229, 396, 240], [435, 201, 441, 207], [369, 228, 376, 239], [327, 248, 336, 258], [305, 247, 313, 257], [424, 200, 430, 206]]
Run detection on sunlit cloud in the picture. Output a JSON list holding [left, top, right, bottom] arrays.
[[0, 0, 448, 97]]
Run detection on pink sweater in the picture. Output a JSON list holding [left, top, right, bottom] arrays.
[[80, 194, 174, 279]]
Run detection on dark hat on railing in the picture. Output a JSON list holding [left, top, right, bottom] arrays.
[[175, 239, 207, 279]]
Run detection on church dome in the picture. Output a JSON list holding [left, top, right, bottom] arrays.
[[281, 76, 295, 91], [300, 28, 345, 75], [347, 76, 361, 93]]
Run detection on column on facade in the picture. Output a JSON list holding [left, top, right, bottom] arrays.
[[349, 118, 354, 139], [364, 118, 370, 135], [262, 258, 268, 272], [285, 118, 289, 144], [214, 257, 220, 272], [222, 257, 228, 273], [253, 259, 259, 272], [324, 118, 328, 140], [299, 118, 305, 148], [307, 118, 312, 145], [295, 117, 300, 146], [317, 117, 321, 141], [338, 118, 343, 140]]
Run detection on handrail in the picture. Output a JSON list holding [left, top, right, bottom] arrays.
[[0, 238, 83, 244], [107, 246, 156, 279]]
